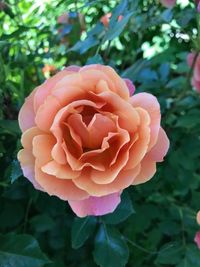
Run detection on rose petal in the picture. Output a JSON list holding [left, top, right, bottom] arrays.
[[132, 156, 156, 185], [17, 149, 43, 190], [194, 232, 200, 249], [148, 127, 169, 162], [35, 165, 88, 201], [130, 93, 161, 150], [18, 89, 37, 132], [123, 78, 135, 96], [68, 192, 121, 217]]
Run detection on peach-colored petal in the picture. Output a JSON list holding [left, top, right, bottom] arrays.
[[32, 134, 55, 166], [68, 192, 121, 217], [79, 66, 129, 100], [35, 95, 61, 132], [18, 89, 37, 132], [68, 113, 116, 149], [17, 149, 43, 190], [21, 127, 44, 149], [125, 107, 150, 170], [148, 127, 169, 162], [42, 160, 80, 179], [35, 165, 88, 201], [132, 156, 156, 185], [73, 164, 141, 196], [99, 91, 140, 132], [34, 68, 73, 111], [130, 93, 161, 150]]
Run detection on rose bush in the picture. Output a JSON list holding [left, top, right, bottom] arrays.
[[18, 64, 169, 217]]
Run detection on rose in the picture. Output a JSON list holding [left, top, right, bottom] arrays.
[[18, 64, 169, 217], [160, 0, 176, 8], [195, 232, 200, 249], [195, 0, 200, 12], [197, 211, 200, 225], [187, 53, 200, 93], [100, 13, 123, 27]]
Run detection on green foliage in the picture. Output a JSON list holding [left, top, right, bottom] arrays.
[[93, 225, 129, 267], [0, 0, 200, 266], [0, 233, 50, 267]]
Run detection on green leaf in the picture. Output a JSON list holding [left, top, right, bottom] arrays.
[[69, 36, 99, 54], [71, 216, 97, 249], [86, 54, 104, 65], [0, 233, 50, 267], [30, 214, 55, 232], [93, 225, 129, 267], [176, 245, 200, 267], [102, 192, 134, 225], [103, 12, 133, 42], [10, 160, 22, 184], [155, 242, 183, 265], [0, 120, 20, 135]]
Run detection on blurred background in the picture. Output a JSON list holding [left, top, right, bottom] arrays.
[[0, 0, 200, 267]]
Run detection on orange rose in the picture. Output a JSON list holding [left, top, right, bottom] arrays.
[[18, 65, 169, 217]]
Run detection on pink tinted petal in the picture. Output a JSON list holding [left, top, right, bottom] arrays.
[[34, 68, 71, 111], [160, 0, 176, 8], [187, 53, 195, 67], [192, 78, 200, 93], [17, 149, 43, 191], [68, 192, 121, 217], [123, 78, 135, 96], [18, 89, 36, 132], [64, 65, 81, 72], [130, 93, 161, 150], [198, 2, 200, 12], [148, 127, 169, 162], [35, 165, 88, 201], [194, 232, 200, 249]]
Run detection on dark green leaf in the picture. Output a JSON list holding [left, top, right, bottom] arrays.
[[71, 216, 97, 249], [102, 192, 134, 225], [93, 225, 129, 267], [0, 233, 50, 267], [10, 160, 22, 183]]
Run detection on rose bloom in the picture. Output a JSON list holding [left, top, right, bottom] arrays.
[[197, 211, 200, 225], [187, 53, 200, 93], [195, 232, 200, 249], [160, 0, 176, 8], [100, 13, 123, 27], [18, 65, 169, 217]]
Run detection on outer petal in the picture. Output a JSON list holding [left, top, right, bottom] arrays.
[[132, 156, 156, 185], [68, 192, 121, 217], [148, 127, 169, 162], [18, 89, 37, 132], [17, 149, 43, 191], [35, 166, 88, 201], [123, 78, 135, 96], [130, 93, 161, 150], [194, 232, 200, 249]]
